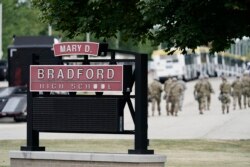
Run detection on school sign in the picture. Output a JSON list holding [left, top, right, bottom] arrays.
[[30, 42, 122, 92], [30, 65, 123, 92], [53, 42, 99, 56]]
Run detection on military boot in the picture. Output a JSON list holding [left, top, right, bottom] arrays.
[[158, 110, 161, 116], [199, 110, 203, 115], [175, 112, 178, 117], [166, 106, 170, 116], [158, 106, 161, 115], [207, 103, 210, 110], [170, 110, 174, 116]]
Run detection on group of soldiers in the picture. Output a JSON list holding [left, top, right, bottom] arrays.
[[218, 71, 250, 114], [148, 76, 186, 117], [148, 71, 250, 116]]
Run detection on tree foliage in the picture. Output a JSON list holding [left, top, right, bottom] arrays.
[[32, 1, 150, 45], [32, 0, 250, 52], [2, 0, 48, 59], [1, 0, 155, 58]]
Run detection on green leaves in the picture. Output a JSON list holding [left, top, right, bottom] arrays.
[[2, 0, 48, 59], [31, 0, 250, 53]]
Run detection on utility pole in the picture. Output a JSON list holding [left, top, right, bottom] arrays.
[[86, 32, 90, 42], [115, 31, 120, 49], [48, 24, 52, 36], [0, 3, 2, 59]]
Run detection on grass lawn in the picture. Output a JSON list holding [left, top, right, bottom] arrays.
[[1, 139, 250, 167]]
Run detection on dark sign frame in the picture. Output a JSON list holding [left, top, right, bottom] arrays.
[[21, 47, 153, 154]]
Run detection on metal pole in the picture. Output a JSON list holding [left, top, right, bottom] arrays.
[[20, 90, 45, 151], [21, 54, 45, 151], [128, 53, 153, 154], [48, 24, 52, 36], [115, 31, 120, 49], [86, 32, 90, 42]]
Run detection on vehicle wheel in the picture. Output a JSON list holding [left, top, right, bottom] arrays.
[[183, 75, 187, 82], [14, 115, 26, 122], [196, 72, 200, 79], [214, 71, 218, 77]]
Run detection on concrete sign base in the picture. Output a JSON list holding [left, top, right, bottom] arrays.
[[10, 151, 166, 167]]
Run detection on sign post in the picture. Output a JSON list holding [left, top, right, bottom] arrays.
[[129, 53, 153, 154], [21, 42, 153, 154]]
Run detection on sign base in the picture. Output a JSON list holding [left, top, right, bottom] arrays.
[[10, 151, 166, 167], [20, 146, 45, 151], [128, 149, 154, 154]]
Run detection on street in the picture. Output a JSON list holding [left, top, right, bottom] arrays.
[[0, 77, 250, 140]]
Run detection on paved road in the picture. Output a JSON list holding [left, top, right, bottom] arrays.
[[0, 78, 250, 140]]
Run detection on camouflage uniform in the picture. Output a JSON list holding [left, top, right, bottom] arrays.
[[204, 76, 214, 110], [194, 77, 207, 114], [163, 78, 173, 116], [219, 77, 231, 114], [241, 73, 250, 108], [149, 79, 163, 116], [177, 79, 186, 111], [231, 76, 243, 110], [168, 78, 184, 116]]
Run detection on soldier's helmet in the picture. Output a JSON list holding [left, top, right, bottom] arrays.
[[221, 75, 227, 80], [172, 77, 177, 81]]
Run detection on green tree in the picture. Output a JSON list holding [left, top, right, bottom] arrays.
[[2, 0, 48, 59], [32, 0, 250, 52]]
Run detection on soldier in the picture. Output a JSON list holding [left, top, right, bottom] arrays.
[[177, 76, 187, 111], [193, 76, 207, 115], [231, 75, 243, 110], [149, 78, 163, 116], [241, 71, 250, 108], [168, 77, 184, 116], [204, 75, 214, 110], [219, 76, 231, 114], [163, 77, 173, 116]]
